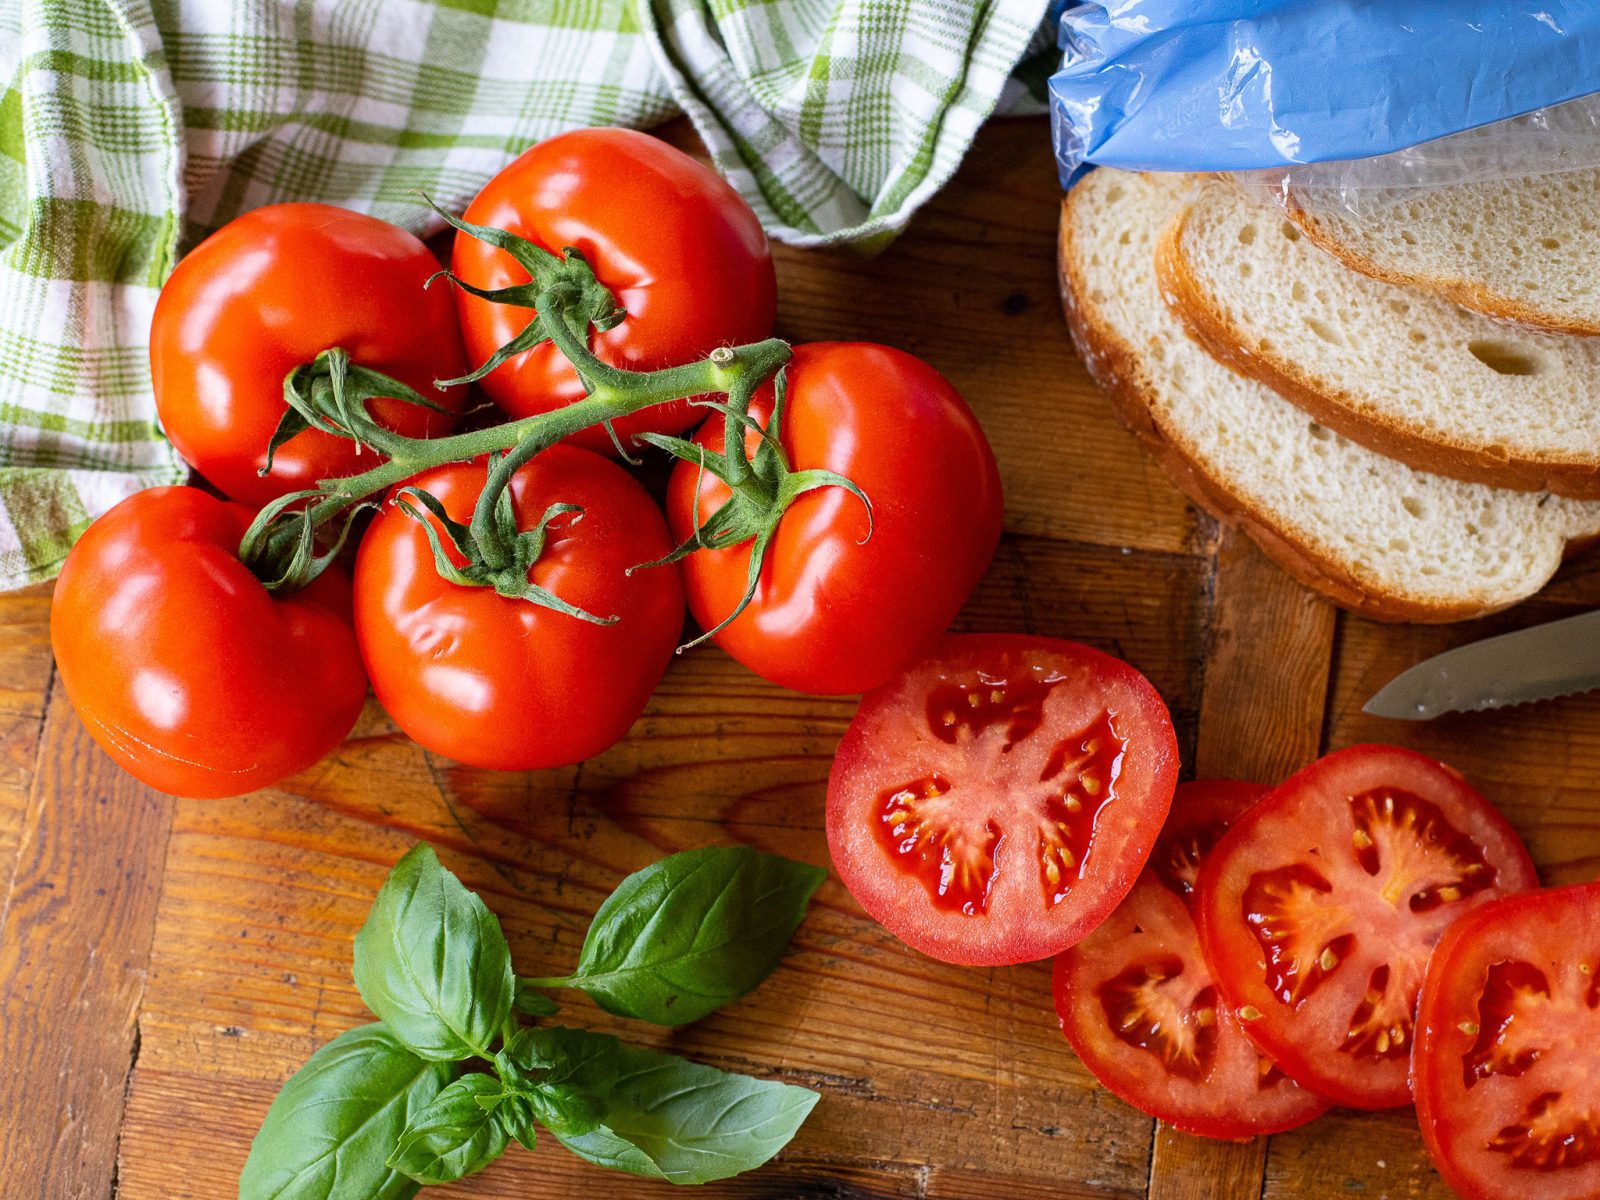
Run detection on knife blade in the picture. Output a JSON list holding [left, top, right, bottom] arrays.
[[1363, 609, 1600, 720]]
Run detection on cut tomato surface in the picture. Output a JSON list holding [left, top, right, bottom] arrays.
[[1414, 883, 1600, 1200], [826, 635, 1179, 966], [1194, 745, 1539, 1109], [1055, 781, 1330, 1140]]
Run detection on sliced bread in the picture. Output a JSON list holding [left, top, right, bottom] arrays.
[[1157, 179, 1600, 498], [1280, 169, 1600, 337], [1058, 168, 1600, 622]]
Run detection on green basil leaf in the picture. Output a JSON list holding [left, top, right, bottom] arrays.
[[558, 846, 825, 1025], [496, 1026, 614, 1136], [512, 979, 560, 1018], [494, 1094, 539, 1152], [387, 1074, 508, 1185], [352, 843, 514, 1060], [239, 1023, 455, 1200], [553, 1041, 819, 1184]]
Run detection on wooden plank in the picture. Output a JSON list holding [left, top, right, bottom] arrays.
[[0, 583, 55, 892], [0, 682, 175, 1198], [1147, 531, 1337, 1200], [115, 536, 1210, 1199]]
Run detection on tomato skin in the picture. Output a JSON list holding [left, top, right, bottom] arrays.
[[669, 343, 1003, 696], [50, 487, 367, 799], [151, 203, 469, 505], [827, 634, 1178, 966], [1414, 883, 1600, 1200], [353, 447, 685, 771], [1055, 781, 1330, 1141], [451, 128, 776, 452], [1193, 745, 1540, 1110]]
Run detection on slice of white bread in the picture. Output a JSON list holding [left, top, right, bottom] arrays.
[[1279, 169, 1600, 337], [1157, 179, 1600, 498], [1058, 168, 1600, 622]]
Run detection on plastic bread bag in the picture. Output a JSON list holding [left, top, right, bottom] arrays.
[[1048, 1, 1600, 217]]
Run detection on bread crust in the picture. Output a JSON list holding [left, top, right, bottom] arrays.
[[1280, 192, 1600, 339], [1057, 194, 1577, 624], [1154, 202, 1600, 500]]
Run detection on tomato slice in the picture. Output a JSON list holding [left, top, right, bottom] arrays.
[[1055, 781, 1330, 1139], [826, 635, 1179, 966], [1413, 882, 1600, 1200], [1194, 745, 1539, 1109]]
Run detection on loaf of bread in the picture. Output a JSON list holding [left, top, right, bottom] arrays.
[[1058, 169, 1600, 622], [1157, 179, 1600, 497], [1280, 169, 1600, 336]]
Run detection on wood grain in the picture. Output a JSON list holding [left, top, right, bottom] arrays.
[[0, 583, 55, 891], [0, 682, 174, 1199]]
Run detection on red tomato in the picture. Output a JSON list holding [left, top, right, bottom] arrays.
[[826, 634, 1178, 966], [1194, 745, 1539, 1109], [668, 343, 1002, 696], [353, 446, 684, 771], [1054, 781, 1330, 1140], [50, 487, 367, 798], [151, 203, 469, 505], [1414, 882, 1600, 1200], [450, 128, 775, 451]]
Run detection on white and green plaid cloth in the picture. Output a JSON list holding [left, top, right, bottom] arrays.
[[0, 0, 1050, 587]]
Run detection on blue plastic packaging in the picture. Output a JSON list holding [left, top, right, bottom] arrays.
[[1050, 1, 1600, 185]]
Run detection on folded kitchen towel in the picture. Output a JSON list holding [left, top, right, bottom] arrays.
[[0, 0, 1048, 588]]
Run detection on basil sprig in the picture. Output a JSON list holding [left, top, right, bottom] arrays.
[[241, 843, 822, 1197]]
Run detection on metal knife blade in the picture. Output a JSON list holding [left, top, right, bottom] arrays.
[[1363, 609, 1600, 720]]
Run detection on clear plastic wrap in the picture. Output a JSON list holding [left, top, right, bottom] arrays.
[[1236, 95, 1600, 217]]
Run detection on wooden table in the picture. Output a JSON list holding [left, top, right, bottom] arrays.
[[3, 116, 1598, 1200]]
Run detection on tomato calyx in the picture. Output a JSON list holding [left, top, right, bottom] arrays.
[[633, 369, 873, 650], [237, 487, 376, 592], [424, 199, 626, 392], [263, 347, 451, 477], [392, 463, 615, 625]]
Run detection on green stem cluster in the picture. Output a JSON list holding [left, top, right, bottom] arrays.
[[238, 199, 861, 631]]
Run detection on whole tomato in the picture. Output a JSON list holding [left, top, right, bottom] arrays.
[[667, 342, 1003, 695], [151, 203, 469, 505], [353, 446, 685, 770], [450, 128, 776, 451], [50, 487, 368, 799]]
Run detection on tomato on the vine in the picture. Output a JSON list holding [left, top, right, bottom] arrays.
[[1414, 882, 1600, 1200], [450, 128, 776, 451], [1054, 781, 1330, 1139], [667, 342, 1002, 696], [827, 634, 1178, 966], [50, 487, 368, 799], [1194, 744, 1539, 1109], [151, 203, 469, 505], [353, 446, 684, 771]]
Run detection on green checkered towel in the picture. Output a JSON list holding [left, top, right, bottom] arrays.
[[0, 0, 1051, 588]]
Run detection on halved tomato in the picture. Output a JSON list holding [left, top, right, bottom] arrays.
[[1055, 781, 1330, 1140], [1194, 745, 1539, 1109], [826, 634, 1179, 966], [1414, 882, 1600, 1200]]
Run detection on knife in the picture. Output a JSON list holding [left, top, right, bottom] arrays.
[[1363, 609, 1600, 720]]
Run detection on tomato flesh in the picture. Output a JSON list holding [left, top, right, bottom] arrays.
[[1415, 883, 1600, 1200], [1194, 745, 1539, 1109], [1054, 781, 1330, 1140], [827, 635, 1178, 966]]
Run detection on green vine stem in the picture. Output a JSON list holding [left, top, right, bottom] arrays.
[[241, 321, 791, 585]]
